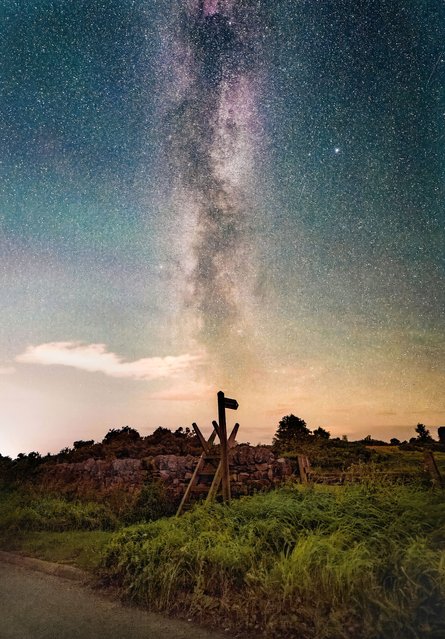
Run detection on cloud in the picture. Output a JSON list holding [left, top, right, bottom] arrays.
[[0, 366, 15, 375], [16, 342, 202, 381]]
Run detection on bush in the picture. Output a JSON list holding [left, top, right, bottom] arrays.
[[124, 481, 177, 524], [101, 484, 445, 638]]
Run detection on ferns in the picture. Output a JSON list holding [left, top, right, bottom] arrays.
[[100, 484, 445, 637]]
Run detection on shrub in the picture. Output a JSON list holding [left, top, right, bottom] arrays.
[[100, 484, 445, 638], [124, 481, 177, 524]]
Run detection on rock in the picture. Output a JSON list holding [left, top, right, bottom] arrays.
[[37, 444, 292, 500]]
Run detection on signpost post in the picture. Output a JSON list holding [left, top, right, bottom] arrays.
[[217, 390, 239, 503]]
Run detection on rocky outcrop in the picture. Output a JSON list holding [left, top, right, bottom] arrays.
[[37, 445, 294, 498], [39, 457, 146, 494]]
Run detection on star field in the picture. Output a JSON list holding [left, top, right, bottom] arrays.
[[0, 0, 444, 456]]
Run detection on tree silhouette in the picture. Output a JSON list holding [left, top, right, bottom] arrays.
[[272, 414, 311, 452], [313, 427, 330, 440], [415, 423, 433, 444], [103, 426, 140, 443]]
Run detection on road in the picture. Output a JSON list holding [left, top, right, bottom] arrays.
[[0, 561, 227, 639]]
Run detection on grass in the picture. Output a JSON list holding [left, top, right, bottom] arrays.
[[1, 530, 114, 571], [364, 448, 445, 476], [101, 483, 445, 638], [1, 469, 444, 637], [0, 488, 119, 533], [0, 488, 118, 572], [0, 484, 173, 571]]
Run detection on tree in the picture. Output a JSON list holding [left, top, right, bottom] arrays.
[[73, 440, 94, 449], [103, 426, 140, 443], [313, 427, 330, 440], [272, 414, 311, 452], [390, 438, 400, 446], [415, 423, 433, 444]]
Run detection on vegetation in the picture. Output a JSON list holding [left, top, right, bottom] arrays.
[[0, 488, 119, 534], [100, 483, 445, 638], [0, 426, 203, 484], [3, 530, 113, 572], [415, 423, 435, 444], [0, 480, 176, 535], [1, 419, 444, 636], [272, 414, 312, 451]]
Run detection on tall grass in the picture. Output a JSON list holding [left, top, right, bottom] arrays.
[[101, 484, 445, 638], [0, 480, 175, 535], [0, 489, 118, 533]]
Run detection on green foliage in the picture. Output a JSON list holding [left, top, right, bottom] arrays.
[[283, 439, 373, 471], [272, 414, 311, 452], [0, 489, 118, 534], [1, 530, 113, 572], [124, 481, 177, 524], [100, 484, 445, 638]]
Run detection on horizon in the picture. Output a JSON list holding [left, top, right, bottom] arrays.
[[1, 399, 443, 459], [1, 1, 444, 459]]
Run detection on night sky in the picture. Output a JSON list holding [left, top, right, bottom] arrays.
[[1, 0, 444, 457]]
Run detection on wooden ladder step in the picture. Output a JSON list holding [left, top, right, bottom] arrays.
[[190, 485, 211, 493]]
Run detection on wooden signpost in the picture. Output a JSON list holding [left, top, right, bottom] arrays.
[[217, 390, 238, 503], [176, 390, 239, 515]]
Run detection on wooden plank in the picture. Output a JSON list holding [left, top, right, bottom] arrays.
[[176, 428, 217, 516], [176, 454, 206, 515], [224, 397, 239, 410], [297, 455, 310, 483], [206, 424, 238, 503], [192, 422, 210, 454], [211, 420, 221, 439], [206, 461, 223, 502], [228, 423, 239, 445], [189, 485, 211, 493]]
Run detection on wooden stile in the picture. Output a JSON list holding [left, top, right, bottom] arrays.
[[176, 391, 239, 515], [176, 427, 217, 516]]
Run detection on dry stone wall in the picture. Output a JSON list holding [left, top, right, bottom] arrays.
[[38, 445, 294, 498]]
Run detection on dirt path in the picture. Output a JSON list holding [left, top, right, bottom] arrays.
[[0, 560, 228, 639]]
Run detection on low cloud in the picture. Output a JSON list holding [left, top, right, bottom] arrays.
[[0, 366, 15, 375], [16, 342, 202, 381]]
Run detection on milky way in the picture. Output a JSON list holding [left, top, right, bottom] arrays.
[[160, 0, 267, 378]]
